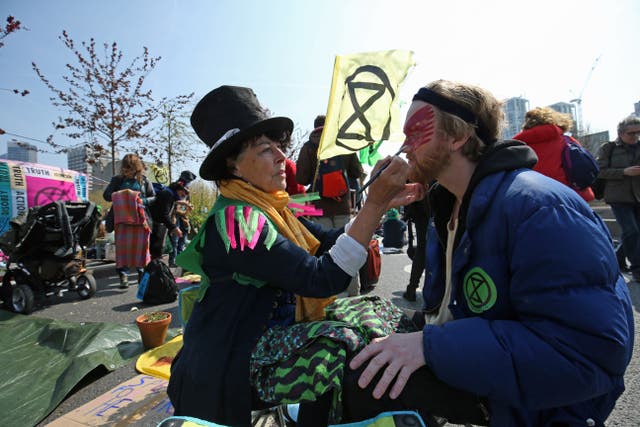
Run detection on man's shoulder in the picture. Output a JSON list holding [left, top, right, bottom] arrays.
[[301, 140, 318, 151], [297, 141, 317, 160]]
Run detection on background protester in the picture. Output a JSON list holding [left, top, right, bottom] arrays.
[[381, 208, 406, 252], [596, 115, 640, 282], [169, 199, 192, 267], [296, 114, 366, 296], [148, 170, 196, 261], [402, 197, 430, 301], [102, 153, 155, 288], [514, 106, 594, 202]]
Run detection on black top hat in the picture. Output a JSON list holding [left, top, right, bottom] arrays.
[[175, 170, 197, 193], [191, 86, 293, 180]]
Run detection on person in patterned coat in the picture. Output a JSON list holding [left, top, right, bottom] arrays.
[[166, 86, 439, 426]]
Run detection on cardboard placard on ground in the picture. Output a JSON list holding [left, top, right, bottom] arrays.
[[46, 374, 173, 426]]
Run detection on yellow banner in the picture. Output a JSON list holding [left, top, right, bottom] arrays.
[[317, 49, 415, 161], [148, 164, 170, 185]]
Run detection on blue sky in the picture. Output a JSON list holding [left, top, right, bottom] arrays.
[[1, 0, 638, 173]]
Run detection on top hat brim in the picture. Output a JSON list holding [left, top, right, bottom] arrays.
[[199, 116, 293, 180]]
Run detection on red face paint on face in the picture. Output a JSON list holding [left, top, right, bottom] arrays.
[[403, 105, 435, 151]]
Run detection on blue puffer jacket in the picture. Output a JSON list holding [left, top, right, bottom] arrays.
[[422, 141, 634, 427]]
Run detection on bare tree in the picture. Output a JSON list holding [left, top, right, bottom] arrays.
[[0, 15, 29, 136], [289, 122, 309, 160], [32, 31, 160, 174], [148, 94, 206, 182]]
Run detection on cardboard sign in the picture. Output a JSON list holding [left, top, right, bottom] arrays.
[[46, 374, 173, 426]]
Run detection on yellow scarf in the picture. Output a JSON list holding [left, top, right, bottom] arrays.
[[219, 179, 336, 321]]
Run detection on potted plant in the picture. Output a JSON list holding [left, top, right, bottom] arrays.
[[135, 311, 172, 349]]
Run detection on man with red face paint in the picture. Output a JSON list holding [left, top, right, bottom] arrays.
[[343, 80, 633, 427]]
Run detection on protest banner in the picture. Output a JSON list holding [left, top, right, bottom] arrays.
[[0, 160, 89, 235], [317, 49, 415, 163]]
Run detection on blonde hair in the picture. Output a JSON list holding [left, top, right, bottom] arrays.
[[120, 153, 145, 180], [522, 107, 573, 132], [425, 80, 504, 161]]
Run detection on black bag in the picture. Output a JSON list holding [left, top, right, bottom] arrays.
[[592, 178, 606, 200], [104, 207, 115, 233], [137, 259, 178, 304], [593, 141, 615, 200]]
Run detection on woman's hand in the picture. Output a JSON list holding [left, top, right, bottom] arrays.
[[365, 157, 409, 208], [387, 182, 427, 209], [346, 157, 408, 248]]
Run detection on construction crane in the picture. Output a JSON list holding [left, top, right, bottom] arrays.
[[570, 55, 602, 136]]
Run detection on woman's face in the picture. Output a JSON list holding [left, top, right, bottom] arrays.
[[231, 135, 287, 192]]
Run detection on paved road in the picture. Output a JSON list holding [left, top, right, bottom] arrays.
[[22, 245, 640, 426]]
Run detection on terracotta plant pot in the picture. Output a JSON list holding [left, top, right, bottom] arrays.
[[136, 311, 172, 349]]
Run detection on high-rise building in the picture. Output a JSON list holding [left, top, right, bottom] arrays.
[[634, 101, 640, 117], [548, 102, 576, 120], [66, 144, 118, 191], [6, 141, 38, 163], [502, 97, 529, 140], [548, 102, 578, 134], [67, 144, 90, 173]]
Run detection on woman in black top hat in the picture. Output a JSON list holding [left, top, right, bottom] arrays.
[[166, 86, 423, 426]]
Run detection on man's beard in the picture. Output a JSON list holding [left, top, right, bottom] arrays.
[[408, 143, 451, 184]]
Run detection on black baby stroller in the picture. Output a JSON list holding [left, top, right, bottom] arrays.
[[0, 200, 101, 314]]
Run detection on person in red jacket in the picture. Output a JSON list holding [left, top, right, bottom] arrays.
[[514, 106, 594, 202], [284, 159, 305, 195]]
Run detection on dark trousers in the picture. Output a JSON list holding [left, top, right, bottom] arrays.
[[289, 360, 489, 426], [150, 222, 168, 259], [610, 203, 640, 273], [341, 310, 489, 425], [408, 219, 428, 290], [340, 362, 489, 426]]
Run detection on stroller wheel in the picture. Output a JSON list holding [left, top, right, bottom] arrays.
[[76, 273, 97, 299], [0, 280, 13, 309], [11, 284, 35, 314], [2, 270, 28, 310]]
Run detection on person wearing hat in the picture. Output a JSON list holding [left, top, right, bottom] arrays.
[[166, 86, 423, 426], [147, 170, 196, 261], [296, 114, 366, 296]]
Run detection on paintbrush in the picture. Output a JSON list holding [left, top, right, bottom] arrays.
[[357, 146, 405, 195]]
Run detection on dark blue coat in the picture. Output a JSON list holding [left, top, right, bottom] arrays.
[[168, 199, 351, 426], [422, 142, 634, 426]]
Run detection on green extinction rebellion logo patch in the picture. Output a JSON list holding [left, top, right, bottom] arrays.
[[463, 267, 497, 313]]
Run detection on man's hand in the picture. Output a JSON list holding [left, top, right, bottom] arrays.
[[349, 331, 426, 400], [171, 227, 183, 238], [623, 166, 640, 176], [387, 183, 427, 209]]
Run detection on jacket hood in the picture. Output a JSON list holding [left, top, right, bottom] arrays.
[[513, 124, 562, 145], [467, 140, 538, 191], [430, 140, 537, 246]]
